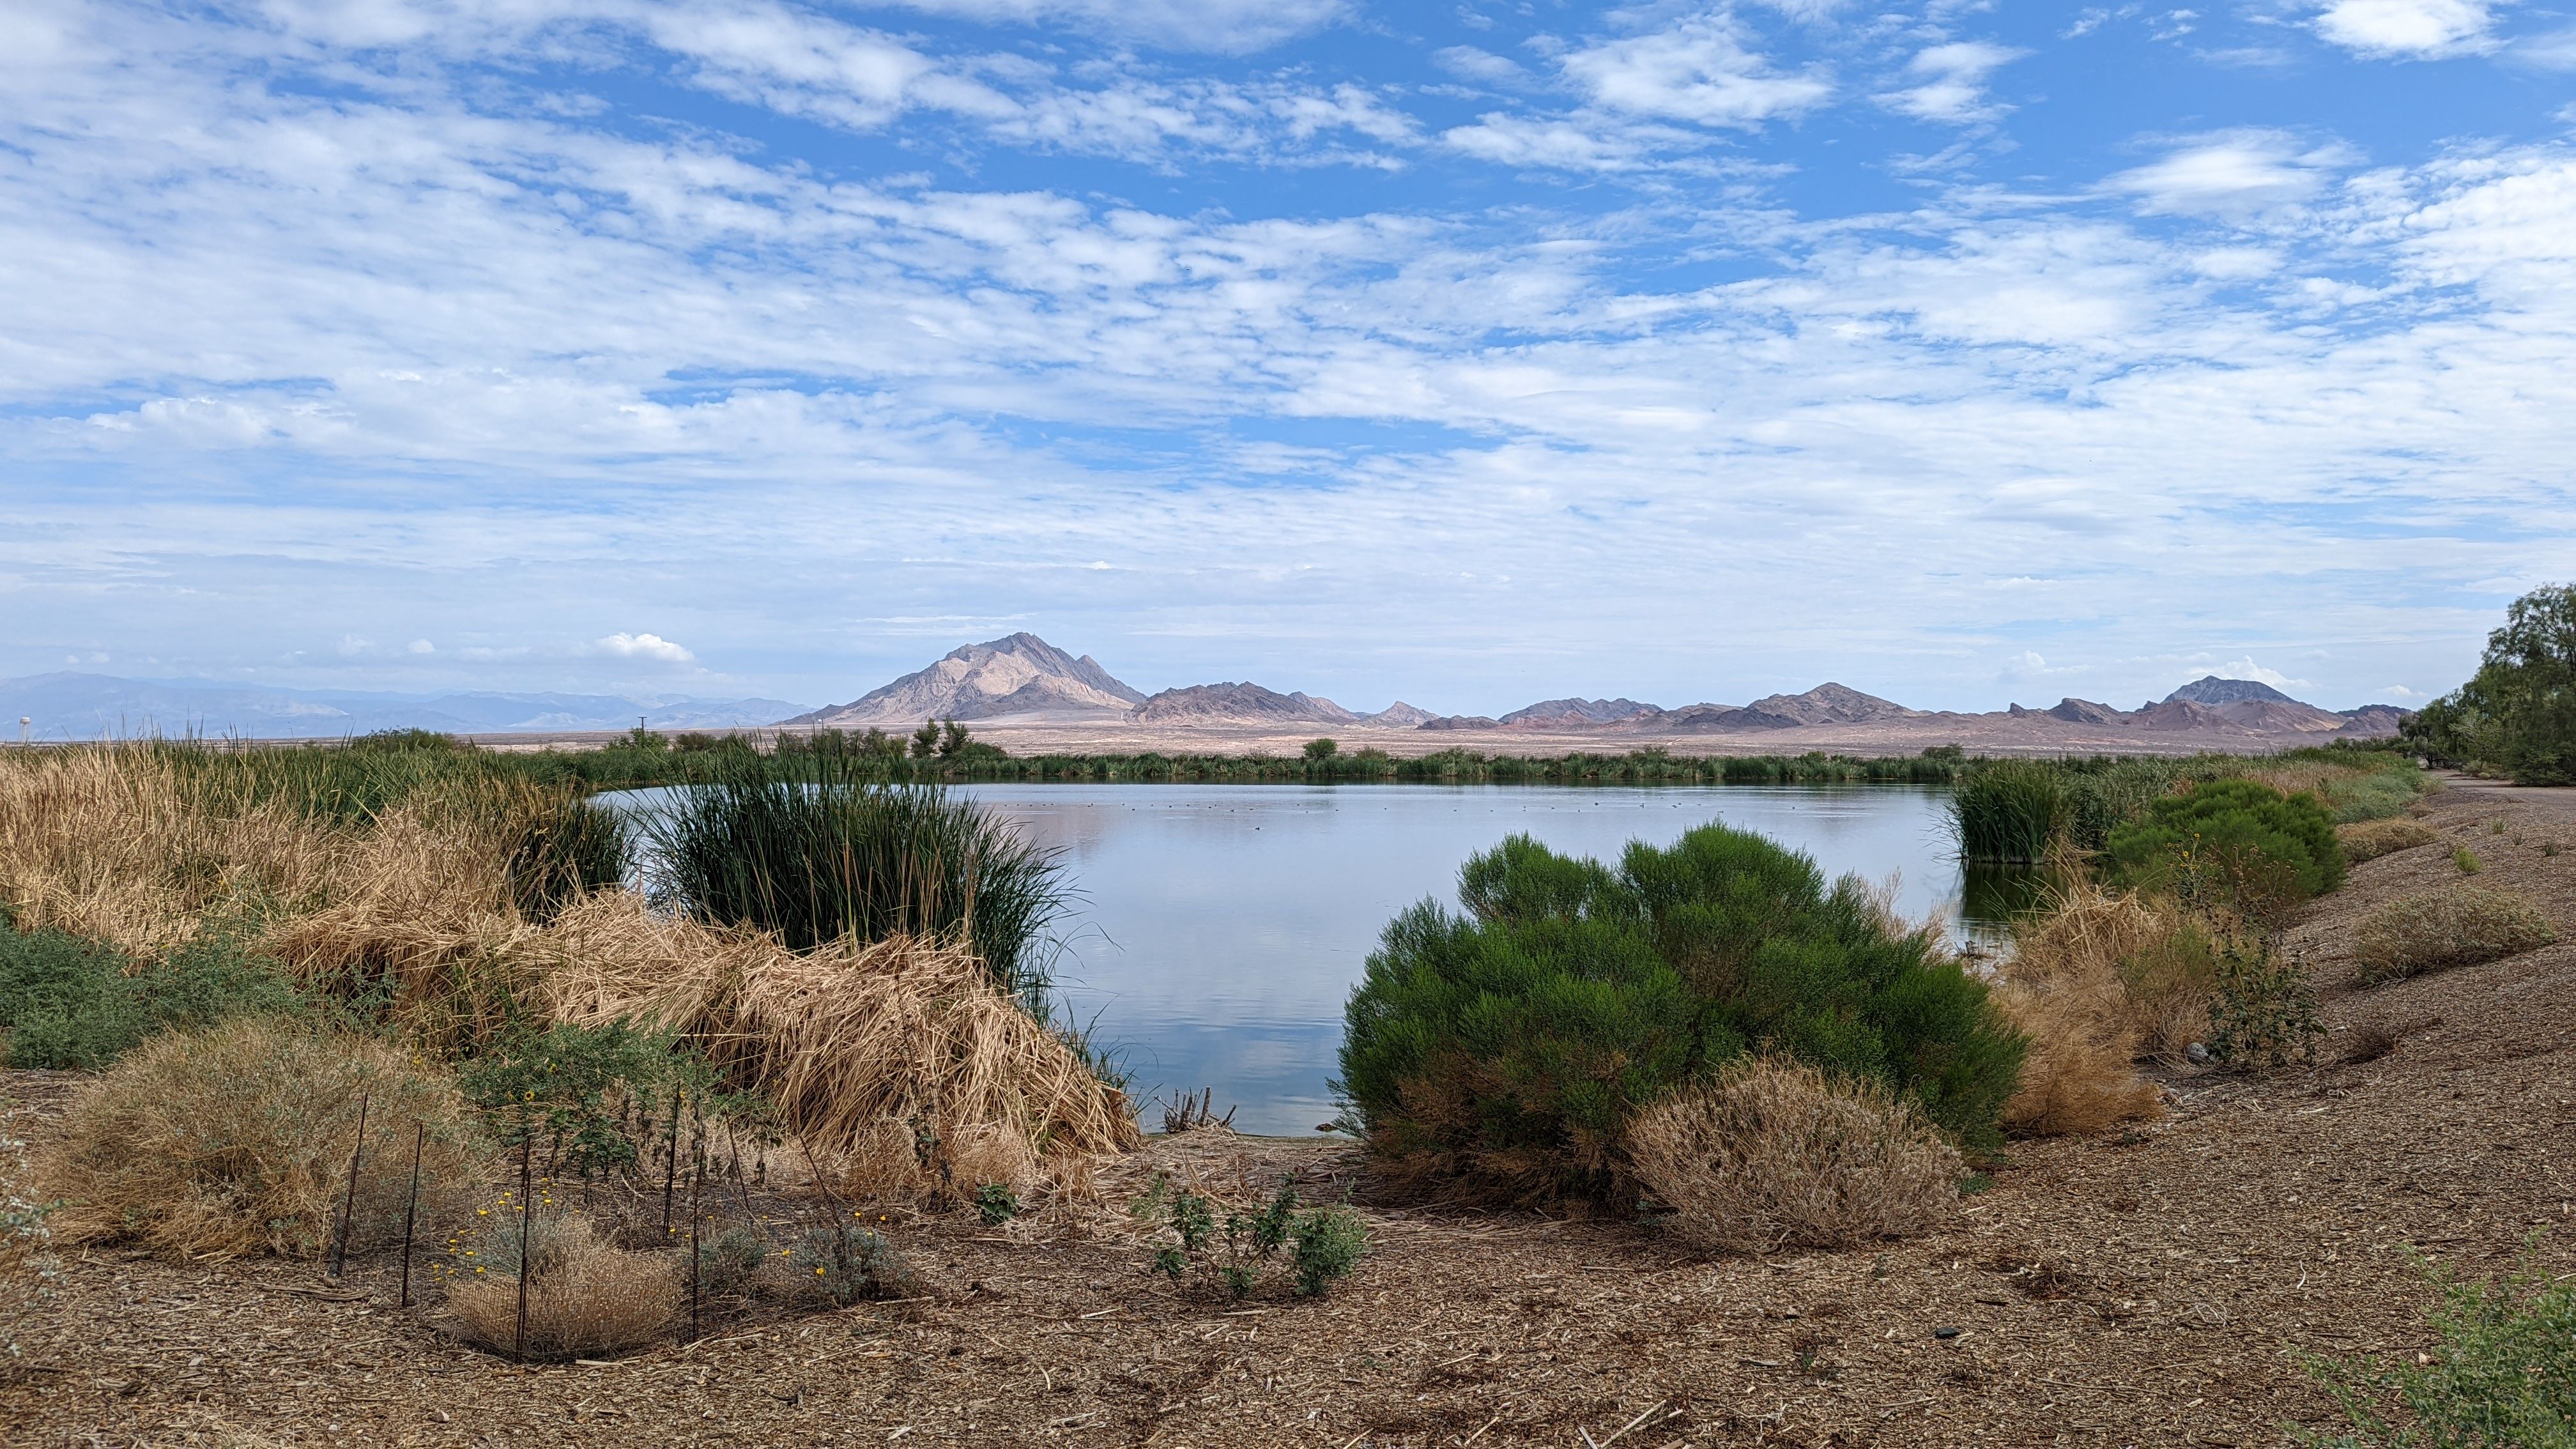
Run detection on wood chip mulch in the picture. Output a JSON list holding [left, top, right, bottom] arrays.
[[9, 776, 2574, 1447]]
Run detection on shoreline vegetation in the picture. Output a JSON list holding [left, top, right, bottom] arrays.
[[12, 721, 2576, 1443]]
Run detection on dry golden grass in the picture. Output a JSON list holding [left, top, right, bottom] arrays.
[[2337, 816, 2438, 864], [1991, 883, 2168, 1136], [0, 750, 334, 958], [535, 894, 1138, 1200], [1625, 1058, 1962, 1255], [41, 1018, 479, 1260], [443, 1213, 676, 1360], [2353, 885, 2558, 986]]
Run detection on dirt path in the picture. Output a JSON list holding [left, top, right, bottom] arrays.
[[10, 781, 2575, 1448]]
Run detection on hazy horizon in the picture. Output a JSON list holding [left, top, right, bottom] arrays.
[[8, 0, 2573, 717]]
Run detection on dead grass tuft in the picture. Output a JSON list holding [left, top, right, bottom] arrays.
[[1990, 883, 2168, 1136], [2336, 817, 2437, 864], [1625, 1057, 1962, 1255], [444, 1213, 676, 1360], [2340, 1021, 2402, 1064], [2353, 885, 2558, 986], [535, 894, 1138, 1202], [40, 1018, 480, 1260]]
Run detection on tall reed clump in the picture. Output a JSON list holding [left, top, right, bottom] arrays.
[[641, 756, 1068, 1008], [1952, 760, 2073, 864], [1337, 825, 2022, 1208], [535, 894, 1137, 1201], [40, 1018, 480, 1260]]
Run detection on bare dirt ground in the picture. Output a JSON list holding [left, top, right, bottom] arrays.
[[10, 779, 2575, 1448]]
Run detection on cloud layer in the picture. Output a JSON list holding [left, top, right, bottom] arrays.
[[3, 0, 2573, 712]]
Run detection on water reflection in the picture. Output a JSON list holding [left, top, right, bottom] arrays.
[[606, 783, 2024, 1136]]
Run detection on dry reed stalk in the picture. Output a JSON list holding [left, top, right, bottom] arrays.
[[1625, 1058, 1962, 1255], [0, 749, 334, 957], [1993, 882, 2168, 1136], [535, 895, 1138, 1201]]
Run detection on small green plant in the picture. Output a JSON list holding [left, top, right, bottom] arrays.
[[1146, 1182, 1366, 1300], [795, 1221, 915, 1305], [2454, 847, 2483, 875], [459, 1020, 704, 1181], [2300, 1248, 2576, 1446], [2204, 930, 2321, 1070], [1289, 1204, 1368, 1297], [693, 1225, 769, 1296], [974, 1183, 1020, 1227]]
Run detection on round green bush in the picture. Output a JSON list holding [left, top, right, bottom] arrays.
[[2100, 778, 2343, 916], [1335, 824, 2023, 1208]]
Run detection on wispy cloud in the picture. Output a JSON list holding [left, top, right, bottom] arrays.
[[1878, 41, 2025, 125]]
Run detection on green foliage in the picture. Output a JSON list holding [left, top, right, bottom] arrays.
[[793, 1222, 915, 1305], [1289, 1204, 1368, 1298], [1336, 824, 2024, 1206], [640, 754, 1069, 1006], [974, 1182, 1020, 1227], [1142, 1181, 1367, 1300], [457, 1021, 709, 1178], [2204, 930, 2322, 1070], [693, 1225, 769, 1296], [0, 927, 307, 1070], [2405, 583, 2576, 785], [497, 788, 631, 922], [2455, 847, 2483, 875], [2101, 779, 2343, 921], [2302, 1250, 2576, 1447], [1303, 737, 1338, 761], [1952, 760, 2072, 863]]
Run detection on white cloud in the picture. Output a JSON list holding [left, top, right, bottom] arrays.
[[1560, 11, 1832, 127], [2212, 658, 2312, 689], [2511, 26, 2576, 69], [599, 632, 696, 663], [867, 0, 1346, 53], [2383, 683, 2428, 698], [2104, 130, 2354, 218], [1432, 45, 1526, 84], [407, 639, 436, 654], [2313, 0, 2501, 59], [1879, 41, 2025, 125]]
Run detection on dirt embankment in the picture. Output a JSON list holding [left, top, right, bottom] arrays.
[[10, 779, 2575, 1447]]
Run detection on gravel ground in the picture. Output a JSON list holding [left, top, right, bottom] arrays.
[[9, 776, 2573, 1448]]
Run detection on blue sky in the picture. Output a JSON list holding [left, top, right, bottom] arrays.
[[4, 0, 2574, 714]]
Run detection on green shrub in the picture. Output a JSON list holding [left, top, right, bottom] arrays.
[[2454, 847, 2483, 875], [2353, 887, 2557, 986], [1289, 1204, 1368, 1297], [974, 1182, 1020, 1226], [0, 927, 307, 1070], [1336, 824, 2023, 1206], [1140, 1180, 1367, 1300], [2302, 1252, 2576, 1446], [2102, 778, 2343, 920], [793, 1222, 915, 1305], [2204, 931, 2322, 1070]]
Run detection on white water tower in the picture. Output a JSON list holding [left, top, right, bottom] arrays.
[[17, 717, 27, 747]]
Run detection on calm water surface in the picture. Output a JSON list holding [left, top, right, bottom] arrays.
[[611, 784, 2002, 1135]]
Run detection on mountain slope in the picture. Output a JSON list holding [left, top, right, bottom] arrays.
[[790, 634, 1144, 726], [1131, 682, 1358, 725], [2165, 675, 2298, 707], [1498, 697, 1663, 728]]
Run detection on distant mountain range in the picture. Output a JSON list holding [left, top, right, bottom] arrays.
[[788, 635, 2409, 744], [0, 672, 805, 740]]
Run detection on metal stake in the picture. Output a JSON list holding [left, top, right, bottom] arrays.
[[330, 1092, 370, 1279], [397, 1121, 425, 1308], [514, 1126, 533, 1360]]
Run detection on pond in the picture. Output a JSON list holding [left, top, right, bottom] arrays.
[[609, 783, 2020, 1136]]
